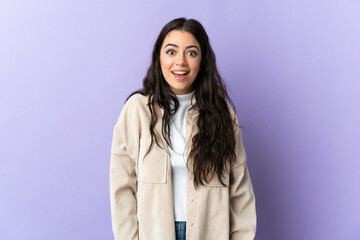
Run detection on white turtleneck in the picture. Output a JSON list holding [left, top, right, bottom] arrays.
[[169, 90, 196, 221]]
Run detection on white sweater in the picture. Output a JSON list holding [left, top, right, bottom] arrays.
[[169, 90, 196, 221]]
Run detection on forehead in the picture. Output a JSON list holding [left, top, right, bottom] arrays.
[[162, 30, 200, 47]]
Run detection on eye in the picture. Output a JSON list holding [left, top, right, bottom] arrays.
[[188, 51, 198, 57], [166, 49, 175, 55]]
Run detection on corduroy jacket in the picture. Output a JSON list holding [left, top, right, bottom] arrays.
[[109, 93, 257, 240]]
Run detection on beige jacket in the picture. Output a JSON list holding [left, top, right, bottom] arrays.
[[109, 93, 257, 240]]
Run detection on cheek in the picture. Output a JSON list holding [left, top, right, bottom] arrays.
[[160, 55, 172, 70], [190, 59, 201, 71]]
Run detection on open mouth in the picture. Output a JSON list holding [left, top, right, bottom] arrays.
[[172, 71, 189, 75], [172, 71, 189, 79]]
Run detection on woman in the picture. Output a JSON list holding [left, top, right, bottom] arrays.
[[110, 17, 257, 240]]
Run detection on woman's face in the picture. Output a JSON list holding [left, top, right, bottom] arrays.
[[159, 30, 202, 95]]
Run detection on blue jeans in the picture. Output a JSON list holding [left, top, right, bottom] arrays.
[[175, 221, 186, 240]]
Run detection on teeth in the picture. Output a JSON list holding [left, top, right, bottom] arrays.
[[172, 71, 189, 75]]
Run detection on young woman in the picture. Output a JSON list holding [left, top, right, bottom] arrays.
[[110, 17, 257, 240]]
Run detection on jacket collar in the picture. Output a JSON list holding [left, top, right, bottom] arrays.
[[157, 97, 199, 174]]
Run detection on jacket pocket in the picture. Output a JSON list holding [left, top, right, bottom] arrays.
[[137, 138, 167, 183]]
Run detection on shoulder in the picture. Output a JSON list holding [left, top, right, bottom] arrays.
[[125, 92, 148, 108], [224, 99, 241, 136], [115, 93, 149, 125], [120, 92, 150, 115], [225, 99, 238, 122]]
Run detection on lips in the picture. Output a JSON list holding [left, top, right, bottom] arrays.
[[172, 71, 189, 80]]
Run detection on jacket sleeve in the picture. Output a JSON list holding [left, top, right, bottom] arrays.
[[229, 114, 257, 240], [109, 98, 140, 240]]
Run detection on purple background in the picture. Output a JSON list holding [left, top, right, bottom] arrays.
[[1, 1, 359, 239]]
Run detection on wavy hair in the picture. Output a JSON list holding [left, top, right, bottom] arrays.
[[127, 17, 241, 188]]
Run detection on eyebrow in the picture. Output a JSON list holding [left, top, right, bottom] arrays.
[[164, 43, 199, 51]]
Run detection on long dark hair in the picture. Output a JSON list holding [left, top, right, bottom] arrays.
[[127, 17, 240, 188]]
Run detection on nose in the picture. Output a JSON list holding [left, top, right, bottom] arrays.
[[176, 52, 187, 66]]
